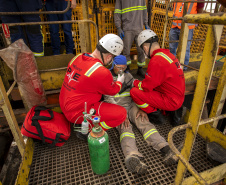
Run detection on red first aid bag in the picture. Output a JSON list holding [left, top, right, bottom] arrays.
[[21, 106, 71, 147]]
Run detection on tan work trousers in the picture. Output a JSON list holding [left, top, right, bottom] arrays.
[[117, 102, 168, 158]]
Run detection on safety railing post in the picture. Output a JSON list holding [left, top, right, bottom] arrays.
[[210, 53, 226, 128], [174, 24, 223, 185], [161, 1, 170, 48], [0, 76, 25, 156], [176, 1, 188, 69], [80, 0, 92, 53], [176, 23, 189, 69]]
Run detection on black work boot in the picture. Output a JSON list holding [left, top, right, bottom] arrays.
[[147, 110, 165, 125], [160, 143, 183, 166], [137, 67, 146, 78], [169, 107, 183, 127], [160, 145, 179, 166], [125, 155, 148, 175]]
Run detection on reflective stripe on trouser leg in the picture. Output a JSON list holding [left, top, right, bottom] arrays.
[[117, 124, 143, 158], [127, 60, 132, 65], [128, 103, 168, 151], [137, 61, 146, 67]]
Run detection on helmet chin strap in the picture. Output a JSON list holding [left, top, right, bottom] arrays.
[[100, 51, 105, 65], [96, 43, 110, 66], [147, 43, 152, 59], [144, 36, 159, 59]]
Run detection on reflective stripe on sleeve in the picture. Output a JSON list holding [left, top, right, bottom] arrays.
[[115, 6, 147, 14], [85, 62, 102, 77], [114, 9, 122, 14], [155, 52, 174, 64], [69, 53, 82, 66], [136, 103, 149, 108], [138, 82, 143, 90], [116, 82, 122, 90]]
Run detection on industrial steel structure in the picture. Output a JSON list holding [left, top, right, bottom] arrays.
[[0, 0, 225, 184]]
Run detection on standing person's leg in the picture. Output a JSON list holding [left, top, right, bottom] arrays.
[[169, 27, 180, 56], [0, 0, 25, 43], [128, 103, 180, 166], [45, 0, 61, 55], [123, 31, 135, 68], [135, 30, 146, 78], [19, 0, 44, 56], [58, 0, 74, 54], [183, 28, 194, 71]]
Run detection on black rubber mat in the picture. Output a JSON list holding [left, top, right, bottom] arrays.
[[28, 119, 216, 185]]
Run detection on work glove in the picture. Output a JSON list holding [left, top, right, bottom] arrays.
[[117, 28, 124, 39], [145, 24, 150, 29], [117, 73, 125, 84]]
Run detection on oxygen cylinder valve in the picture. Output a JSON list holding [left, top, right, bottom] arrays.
[[93, 117, 100, 128]]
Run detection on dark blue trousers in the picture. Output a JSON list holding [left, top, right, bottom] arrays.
[[0, 0, 44, 56], [45, 0, 74, 55]]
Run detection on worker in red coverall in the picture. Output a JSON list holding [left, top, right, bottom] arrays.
[[59, 34, 127, 139], [130, 30, 185, 125]]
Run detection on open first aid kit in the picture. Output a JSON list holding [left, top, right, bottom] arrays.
[[21, 106, 71, 147]]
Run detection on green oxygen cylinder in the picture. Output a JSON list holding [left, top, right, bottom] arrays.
[[88, 117, 110, 175]]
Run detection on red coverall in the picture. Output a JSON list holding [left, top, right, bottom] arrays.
[[59, 53, 127, 130], [130, 48, 185, 113]]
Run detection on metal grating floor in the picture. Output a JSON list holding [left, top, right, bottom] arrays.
[[28, 119, 217, 185]]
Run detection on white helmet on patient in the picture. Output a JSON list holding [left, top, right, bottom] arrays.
[[97, 34, 123, 56], [138, 30, 158, 48]]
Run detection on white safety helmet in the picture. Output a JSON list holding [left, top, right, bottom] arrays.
[[137, 30, 158, 48], [98, 34, 123, 56]]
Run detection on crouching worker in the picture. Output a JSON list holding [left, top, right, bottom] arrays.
[[104, 55, 179, 175], [59, 34, 127, 138], [130, 30, 185, 125]]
